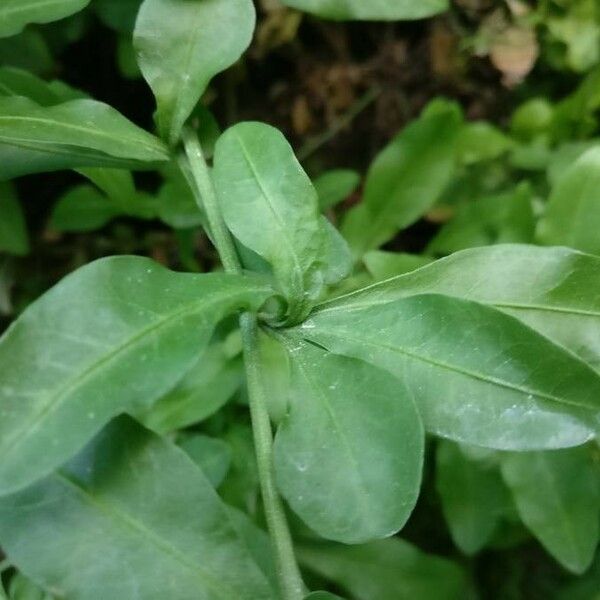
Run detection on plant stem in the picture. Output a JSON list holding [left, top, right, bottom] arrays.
[[182, 129, 305, 600]]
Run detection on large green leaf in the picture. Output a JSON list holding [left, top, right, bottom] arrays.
[[0, 97, 169, 180], [341, 102, 461, 257], [0, 257, 273, 495], [538, 147, 600, 255], [295, 294, 600, 449], [214, 122, 326, 322], [134, 0, 255, 144], [0, 0, 91, 38], [321, 245, 600, 370], [0, 182, 28, 255], [273, 339, 423, 543], [436, 441, 509, 555], [280, 0, 448, 21], [298, 539, 469, 600], [0, 417, 275, 599], [501, 446, 600, 574]]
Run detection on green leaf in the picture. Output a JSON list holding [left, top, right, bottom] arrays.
[[50, 184, 119, 232], [455, 121, 513, 165], [134, 0, 256, 145], [436, 441, 509, 555], [501, 446, 600, 574], [341, 102, 461, 257], [214, 122, 326, 322], [0, 256, 273, 495], [0, 417, 275, 599], [0, 183, 28, 255], [140, 342, 242, 434], [94, 0, 142, 33], [179, 434, 232, 488], [0, 31, 53, 77], [320, 218, 352, 286], [297, 538, 469, 600], [0, 67, 76, 106], [538, 147, 600, 255], [0, 0, 91, 38], [427, 184, 535, 255], [363, 251, 432, 281], [295, 293, 600, 450], [0, 97, 169, 180], [280, 0, 448, 21], [313, 169, 360, 211], [156, 166, 205, 229], [7, 574, 52, 600], [304, 593, 345, 600], [321, 244, 600, 370], [274, 339, 423, 543]]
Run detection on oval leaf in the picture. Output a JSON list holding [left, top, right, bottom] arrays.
[[0, 96, 169, 180], [0, 0, 91, 38], [280, 0, 448, 21], [501, 446, 600, 574], [0, 417, 275, 599], [214, 122, 326, 322], [274, 339, 424, 543], [296, 294, 600, 450], [0, 257, 273, 495], [134, 0, 255, 145]]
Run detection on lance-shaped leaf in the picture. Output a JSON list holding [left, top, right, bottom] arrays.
[[436, 441, 509, 555], [501, 447, 600, 574], [297, 538, 469, 600], [273, 339, 424, 543], [280, 0, 448, 21], [134, 0, 255, 145], [341, 101, 461, 257], [538, 146, 600, 255], [321, 244, 600, 370], [0, 256, 273, 496], [0, 417, 275, 599], [0, 96, 169, 180], [295, 294, 600, 450], [0, 182, 28, 255], [0, 0, 91, 38], [214, 122, 326, 322]]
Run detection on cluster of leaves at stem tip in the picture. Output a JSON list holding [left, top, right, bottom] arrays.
[[1, 0, 600, 599]]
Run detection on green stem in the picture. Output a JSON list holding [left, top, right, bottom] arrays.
[[182, 129, 305, 600]]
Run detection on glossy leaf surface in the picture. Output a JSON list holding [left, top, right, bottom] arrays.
[[134, 0, 255, 144], [298, 539, 468, 600], [214, 122, 325, 320], [297, 294, 600, 449], [0, 257, 273, 495], [0, 0, 91, 38], [501, 447, 600, 574], [0, 97, 168, 179], [0, 418, 275, 599], [280, 0, 448, 21], [274, 339, 424, 543], [322, 244, 600, 369], [341, 102, 461, 256], [436, 441, 508, 555]]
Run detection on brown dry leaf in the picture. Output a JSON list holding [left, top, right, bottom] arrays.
[[291, 95, 314, 134], [429, 21, 460, 79], [254, 6, 302, 58]]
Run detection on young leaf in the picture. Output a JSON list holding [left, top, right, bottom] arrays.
[[537, 146, 600, 255], [134, 0, 256, 145], [0, 183, 28, 255], [297, 539, 469, 600], [280, 0, 448, 21], [0, 417, 275, 599], [50, 184, 120, 232], [0, 66, 79, 106], [501, 447, 600, 574], [313, 169, 360, 211], [321, 244, 600, 370], [273, 339, 424, 543], [0, 257, 273, 495], [363, 251, 432, 281], [341, 102, 461, 257], [436, 441, 509, 555], [213, 122, 325, 321], [0, 97, 169, 179], [295, 294, 600, 450], [0, 0, 91, 39]]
